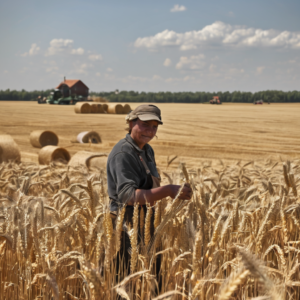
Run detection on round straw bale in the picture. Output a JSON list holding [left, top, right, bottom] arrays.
[[90, 104, 98, 113], [68, 151, 107, 170], [0, 135, 21, 163], [96, 104, 104, 113], [30, 130, 59, 148], [107, 104, 123, 114], [76, 131, 101, 144], [123, 104, 132, 114], [38, 146, 70, 165], [102, 103, 108, 113], [74, 102, 91, 114]]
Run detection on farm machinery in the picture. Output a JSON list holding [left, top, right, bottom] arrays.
[[254, 100, 263, 105], [37, 89, 82, 105], [209, 96, 222, 104]]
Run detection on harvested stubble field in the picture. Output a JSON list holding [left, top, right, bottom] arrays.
[[1, 101, 300, 167], [0, 101, 300, 300]]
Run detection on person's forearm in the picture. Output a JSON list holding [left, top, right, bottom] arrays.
[[127, 185, 172, 206]]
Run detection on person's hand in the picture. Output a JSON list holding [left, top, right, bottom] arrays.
[[169, 183, 193, 200]]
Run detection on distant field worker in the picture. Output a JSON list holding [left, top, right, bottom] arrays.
[[107, 104, 192, 277]]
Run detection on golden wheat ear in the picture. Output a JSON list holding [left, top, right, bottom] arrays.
[[147, 198, 189, 259], [218, 269, 251, 300]]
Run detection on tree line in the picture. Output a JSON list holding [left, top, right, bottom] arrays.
[[91, 90, 300, 103], [0, 89, 52, 101], [1, 89, 300, 103]]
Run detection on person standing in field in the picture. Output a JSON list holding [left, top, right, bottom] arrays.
[[107, 104, 192, 277]]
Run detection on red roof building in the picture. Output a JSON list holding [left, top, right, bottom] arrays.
[[56, 79, 89, 98]]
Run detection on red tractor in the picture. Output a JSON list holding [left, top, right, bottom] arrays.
[[209, 96, 222, 104], [254, 100, 263, 105]]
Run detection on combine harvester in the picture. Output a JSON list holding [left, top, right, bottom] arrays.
[[209, 96, 222, 105]]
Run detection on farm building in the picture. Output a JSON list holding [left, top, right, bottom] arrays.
[[56, 79, 89, 99]]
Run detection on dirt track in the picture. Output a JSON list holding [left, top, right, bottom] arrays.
[[1, 101, 300, 169]]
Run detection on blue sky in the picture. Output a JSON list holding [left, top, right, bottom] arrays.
[[1, 0, 299, 92]]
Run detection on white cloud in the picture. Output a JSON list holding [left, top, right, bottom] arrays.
[[256, 66, 265, 74], [180, 44, 197, 51], [21, 43, 40, 57], [170, 5, 186, 12], [45, 39, 85, 56], [71, 47, 84, 55], [29, 43, 40, 55], [73, 63, 89, 74], [163, 58, 172, 67], [107, 68, 113, 72], [46, 39, 73, 56], [176, 54, 206, 70], [96, 72, 101, 76], [89, 54, 102, 61], [134, 21, 300, 51]]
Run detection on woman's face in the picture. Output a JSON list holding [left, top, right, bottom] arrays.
[[130, 119, 159, 149]]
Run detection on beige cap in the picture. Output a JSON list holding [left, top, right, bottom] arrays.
[[125, 104, 163, 124]]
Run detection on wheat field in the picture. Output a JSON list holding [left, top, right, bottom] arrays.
[[0, 158, 300, 299], [1, 102, 300, 299]]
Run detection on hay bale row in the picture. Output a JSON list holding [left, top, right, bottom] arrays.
[[75, 102, 91, 114], [107, 103, 132, 114], [75, 102, 107, 114], [74, 102, 131, 114], [96, 104, 104, 113], [123, 103, 131, 114], [102, 103, 108, 112], [107, 104, 123, 114]]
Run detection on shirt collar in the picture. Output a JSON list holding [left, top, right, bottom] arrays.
[[125, 133, 149, 153]]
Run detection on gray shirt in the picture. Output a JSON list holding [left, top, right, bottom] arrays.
[[107, 134, 159, 212]]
